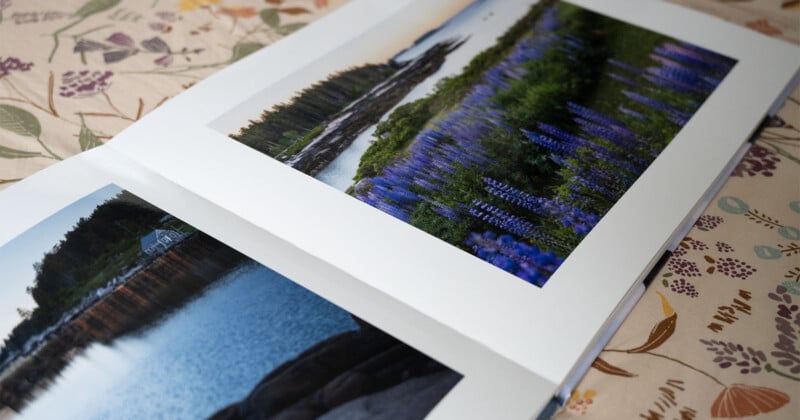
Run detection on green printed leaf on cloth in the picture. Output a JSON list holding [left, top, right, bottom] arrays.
[[0, 105, 42, 138], [74, 0, 122, 18], [277, 23, 306, 35], [0, 145, 42, 159], [78, 117, 103, 151], [229, 42, 264, 63], [260, 8, 280, 28]]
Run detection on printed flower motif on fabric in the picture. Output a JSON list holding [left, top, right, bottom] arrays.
[[564, 389, 596, 415], [731, 144, 780, 177], [717, 197, 800, 260], [71, 32, 205, 67], [594, 293, 792, 418], [660, 236, 758, 298], [767, 284, 800, 379], [700, 283, 800, 381], [47, 0, 123, 63], [757, 112, 800, 167], [694, 214, 724, 231], [59, 70, 113, 98]]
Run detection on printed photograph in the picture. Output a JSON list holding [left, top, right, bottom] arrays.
[[0, 185, 461, 419], [218, 0, 736, 287]]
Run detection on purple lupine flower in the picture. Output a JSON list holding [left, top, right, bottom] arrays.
[[623, 90, 691, 125], [618, 106, 647, 121], [466, 231, 564, 286]]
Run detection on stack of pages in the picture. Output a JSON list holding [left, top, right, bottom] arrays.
[[1, 0, 798, 418]]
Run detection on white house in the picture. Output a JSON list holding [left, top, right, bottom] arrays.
[[140, 229, 185, 256]]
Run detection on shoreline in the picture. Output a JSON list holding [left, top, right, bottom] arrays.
[[0, 232, 246, 412], [284, 39, 465, 177]]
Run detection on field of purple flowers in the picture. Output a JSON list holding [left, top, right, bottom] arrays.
[[352, 1, 736, 286]]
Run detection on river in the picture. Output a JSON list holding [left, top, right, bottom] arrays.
[[314, 0, 537, 191], [19, 264, 359, 420]]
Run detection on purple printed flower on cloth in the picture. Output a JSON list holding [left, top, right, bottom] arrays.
[[59, 70, 113, 98], [0, 57, 33, 78], [732, 145, 780, 177]]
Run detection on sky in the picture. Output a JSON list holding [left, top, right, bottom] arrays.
[[209, 1, 474, 134], [0, 184, 123, 342]]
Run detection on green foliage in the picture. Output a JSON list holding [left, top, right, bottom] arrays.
[[274, 125, 323, 161], [0, 191, 184, 358], [354, 97, 434, 181], [232, 63, 396, 158]]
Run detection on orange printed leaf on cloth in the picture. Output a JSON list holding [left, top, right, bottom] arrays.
[[315, 0, 329, 7], [745, 19, 783, 36], [591, 357, 637, 377], [626, 292, 677, 353], [711, 384, 790, 418], [217, 7, 259, 18]]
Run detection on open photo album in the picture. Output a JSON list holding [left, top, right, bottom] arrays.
[[1, 0, 798, 418]]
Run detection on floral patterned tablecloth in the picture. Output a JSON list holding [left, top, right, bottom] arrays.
[[1, 0, 798, 419], [0, 0, 346, 186]]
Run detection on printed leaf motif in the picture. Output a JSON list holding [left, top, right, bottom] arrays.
[[710, 384, 789, 418], [778, 226, 800, 241], [260, 8, 279, 27], [278, 7, 310, 15], [74, 0, 122, 18], [74, 39, 109, 53], [783, 0, 800, 10], [0, 145, 42, 159], [141, 37, 170, 53], [103, 49, 137, 64], [754, 245, 782, 260], [718, 197, 750, 215], [229, 42, 263, 63], [626, 313, 677, 353], [0, 105, 42, 138], [78, 119, 102, 151], [626, 293, 676, 353], [592, 357, 636, 377], [106, 32, 135, 48], [276, 23, 306, 35], [658, 291, 674, 317]]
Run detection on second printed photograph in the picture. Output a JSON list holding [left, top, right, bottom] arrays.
[[0, 184, 461, 420], [217, 0, 736, 287]]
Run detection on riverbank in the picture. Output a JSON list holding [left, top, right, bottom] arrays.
[[0, 232, 246, 413], [211, 321, 460, 419], [284, 39, 465, 177]]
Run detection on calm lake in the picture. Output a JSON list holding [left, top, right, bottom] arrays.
[[19, 264, 359, 420]]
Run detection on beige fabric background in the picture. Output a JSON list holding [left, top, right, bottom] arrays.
[[0, 0, 798, 418], [0, 0, 347, 186]]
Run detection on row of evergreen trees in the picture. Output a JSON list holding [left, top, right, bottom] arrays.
[[231, 63, 398, 158], [1, 191, 168, 363]]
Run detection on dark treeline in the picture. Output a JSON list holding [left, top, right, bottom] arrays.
[[1, 191, 170, 363], [232, 63, 398, 159]]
